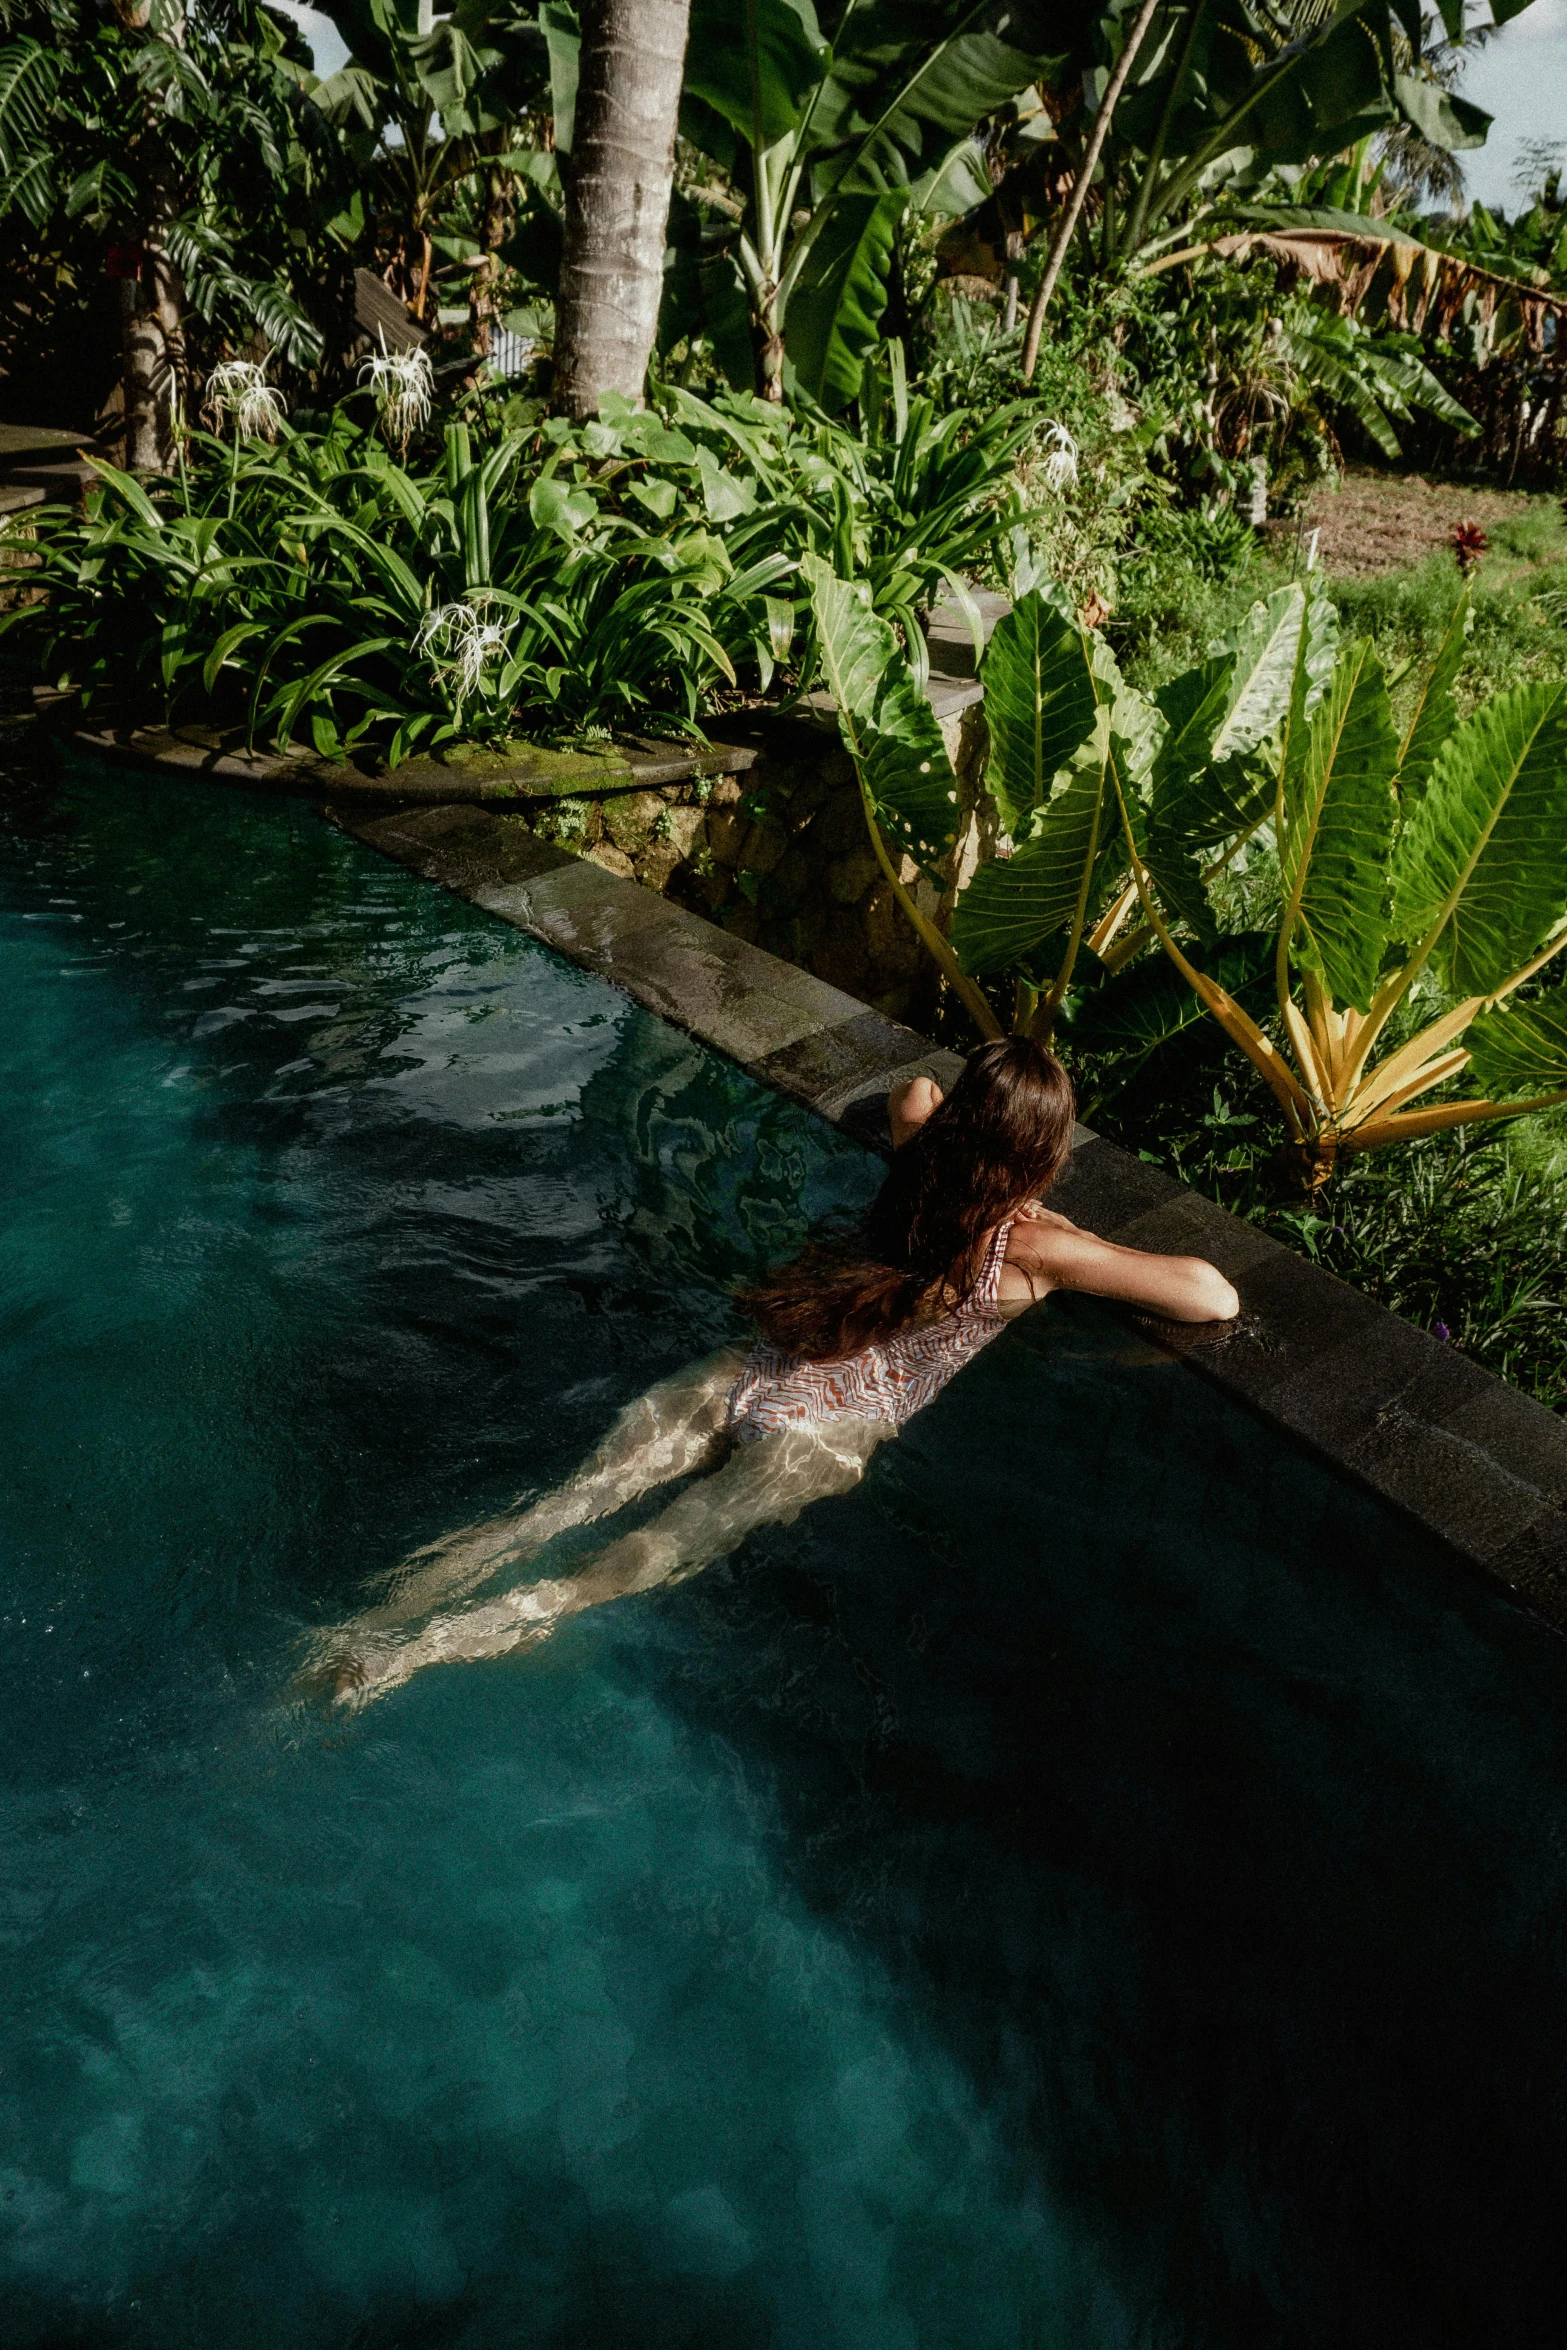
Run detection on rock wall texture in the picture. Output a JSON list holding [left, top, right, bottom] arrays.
[[523, 706, 988, 1026]]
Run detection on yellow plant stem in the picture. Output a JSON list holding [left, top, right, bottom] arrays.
[[1338, 921, 1567, 1116], [1034, 772, 1108, 1041], [858, 774, 1002, 1042], [1337, 1047, 1475, 1134], [1113, 777, 1312, 1140], [1094, 805, 1274, 979], [1345, 1088, 1567, 1153], [1087, 879, 1139, 965]]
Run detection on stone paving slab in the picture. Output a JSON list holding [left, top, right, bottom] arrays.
[[324, 793, 1567, 1637]]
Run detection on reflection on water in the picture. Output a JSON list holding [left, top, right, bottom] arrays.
[[3, 747, 1567, 2348]]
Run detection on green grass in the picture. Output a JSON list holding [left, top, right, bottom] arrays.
[[1112, 488, 1567, 705], [1330, 510, 1567, 715]]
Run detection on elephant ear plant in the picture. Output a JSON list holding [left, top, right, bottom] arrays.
[[808, 561, 1567, 1184]]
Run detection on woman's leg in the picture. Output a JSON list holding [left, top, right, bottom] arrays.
[[331, 1417, 889, 1706], [350, 1345, 750, 1632]]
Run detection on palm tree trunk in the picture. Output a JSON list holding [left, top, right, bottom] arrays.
[[553, 0, 691, 419], [121, 236, 184, 472]]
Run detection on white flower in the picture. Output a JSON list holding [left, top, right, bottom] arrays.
[[204, 360, 286, 442], [360, 342, 434, 447], [415, 598, 511, 700], [1040, 420, 1078, 495]]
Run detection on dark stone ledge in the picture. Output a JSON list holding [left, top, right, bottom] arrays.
[[36, 687, 758, 802]]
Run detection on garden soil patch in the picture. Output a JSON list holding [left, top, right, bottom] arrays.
[[1301, 470, 1545, 578]]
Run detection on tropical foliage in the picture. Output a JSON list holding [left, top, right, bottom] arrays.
[[671, 0, 1054, 407], [809, 554, 1567, 1178], [0, 0, 344, 376], [3, 357, 1035, 751]]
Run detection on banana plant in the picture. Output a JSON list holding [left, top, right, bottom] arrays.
[[676, 0, 1058, 407]]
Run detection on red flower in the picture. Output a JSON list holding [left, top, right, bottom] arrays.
[[1452, 521, 1488, 575]]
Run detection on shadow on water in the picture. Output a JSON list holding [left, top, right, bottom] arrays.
[[617, 1300, 1567, 2350]]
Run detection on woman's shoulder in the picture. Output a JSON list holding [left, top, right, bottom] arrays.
[[995, 1208, 1075, 1317]]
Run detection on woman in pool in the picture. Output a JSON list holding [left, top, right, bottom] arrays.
[[320, 1037, 1238, 1704]]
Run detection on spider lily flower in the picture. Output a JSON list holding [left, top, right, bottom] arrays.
[[1040, 422, 1078, 495], [204, 361, 286, 442], [414, 599, 511, 700], [360, 344, 434, 447]]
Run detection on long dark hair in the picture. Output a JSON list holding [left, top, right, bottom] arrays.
[[741, 1036, 1076, 1363]]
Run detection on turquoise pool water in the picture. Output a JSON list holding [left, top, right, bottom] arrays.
[[4, 746, 1567, 2349]]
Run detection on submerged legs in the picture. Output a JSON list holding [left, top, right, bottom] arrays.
[[321, 1412, 889, 1707], [350, 1346, 751, 1632]]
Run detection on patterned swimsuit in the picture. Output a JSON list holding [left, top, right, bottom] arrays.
[[724, 1219, 1016, 1444]]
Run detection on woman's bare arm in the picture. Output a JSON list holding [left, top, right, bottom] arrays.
[[889, 1074, 943, 1149], [1003, 1215, 1239, 1323]]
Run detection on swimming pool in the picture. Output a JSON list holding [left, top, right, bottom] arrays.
[[4, 744, 1567, 2348]]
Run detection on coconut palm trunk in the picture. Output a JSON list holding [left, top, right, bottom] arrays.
[[553, 0, 691, 418], [121, 236, 184, 472]]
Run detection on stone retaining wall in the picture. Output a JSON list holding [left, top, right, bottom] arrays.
[[524, 705, 988, 1027], [43, 676, 991, 1029]]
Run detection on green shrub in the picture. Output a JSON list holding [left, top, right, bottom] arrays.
[[3, 365, 1035, 760]]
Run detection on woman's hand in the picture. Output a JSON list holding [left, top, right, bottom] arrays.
[[889, 1074, 944, 1150]]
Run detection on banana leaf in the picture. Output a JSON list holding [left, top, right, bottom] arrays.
[[787, 189, 909, 411]]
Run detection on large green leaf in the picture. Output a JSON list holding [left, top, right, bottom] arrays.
[[539, 0, 579, 152], [812, 3, 1057, 201], [1392, 682, 1567, 996], [861, 670, 965, 878], [803, 553, 960, 878], [786, 188, 908, 410], [1397, 588, 1469, 798], [1464, 986, 1567, 1099], [1071, 929, 1276, 1076], [1281, 640, 1400, 1012], [1392, 70, 1490, 152], [683, 0, 825, 148], [908, 134, 992, 219], [978, 586, 1105, 837], [801, 551, 890, 721], [1275, 575, 1342, 828], [1275, 318, 1402, 459], [951, 729, 1109, 976], [1367, 344, 1479, 439], [1148, 583, 1306, 848]]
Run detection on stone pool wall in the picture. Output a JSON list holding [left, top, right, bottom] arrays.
[[523, 703, 988, 1028], [39, 606, 995, 1031]]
